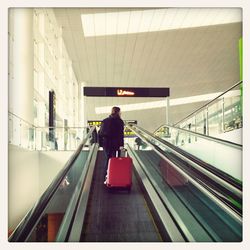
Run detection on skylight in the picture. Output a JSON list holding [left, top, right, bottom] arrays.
[[95, 90, 240, 114], [81, 8, 241, 37]]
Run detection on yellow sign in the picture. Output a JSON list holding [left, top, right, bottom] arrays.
[[88, 121, 102, 127], [124, 131, 135, 137], [117, 89, 135, 96], [88, 120, 136, 137]]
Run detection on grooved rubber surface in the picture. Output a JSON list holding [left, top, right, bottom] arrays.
[[80, 151, 161, 242]]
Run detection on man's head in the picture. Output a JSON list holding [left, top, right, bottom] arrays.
[[111, 106, 121, 117]]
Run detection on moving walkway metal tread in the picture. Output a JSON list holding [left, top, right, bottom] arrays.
[[80, 151, 161, 242]]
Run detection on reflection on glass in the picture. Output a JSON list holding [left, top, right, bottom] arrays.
[[159, 158, 189, 187], [207, 99, 223, 136], [35, 127, 88, 151], [174, 84, 242, 137], [224, 96, 242, 132], [133, 146, 241, 241], [195, 110, 206, 135], [185, 117, 196, 133], [155, 125, 242, 181], [8, 113, 36, 150], [26, 151, 89, 242], [8, 112, 88, 151]]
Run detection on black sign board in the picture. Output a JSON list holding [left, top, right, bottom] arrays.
[[49, 90, 56, 142], [84, 87, 169, 97], [49, 90, 56, 127]]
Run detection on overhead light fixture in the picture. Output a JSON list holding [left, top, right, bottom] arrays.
[[95, 90, 240, 114], [81, 8, 241, 37]]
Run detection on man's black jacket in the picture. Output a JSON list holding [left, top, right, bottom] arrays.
[[98, 115, 124, 150]]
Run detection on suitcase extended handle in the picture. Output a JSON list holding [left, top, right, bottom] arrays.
[[116, 148, 128, 157]]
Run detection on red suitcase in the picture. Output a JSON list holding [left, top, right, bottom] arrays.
[[106, 155, 132, 191]]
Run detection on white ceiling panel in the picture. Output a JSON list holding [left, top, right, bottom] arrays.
[[53, 8, 242, 130], [80, 8, 241, 37]]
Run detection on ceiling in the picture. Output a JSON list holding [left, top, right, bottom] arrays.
[[53, 8, 242, 130]]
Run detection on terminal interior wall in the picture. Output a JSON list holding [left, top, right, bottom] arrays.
[[8, 146, 71, 230], [8, 145, 39, 230]]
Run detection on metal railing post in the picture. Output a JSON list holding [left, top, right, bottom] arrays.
[[206, 106, 209, 136], [222, 97, 225, 133]]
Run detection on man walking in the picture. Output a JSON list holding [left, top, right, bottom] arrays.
[[98, 106, 124, 179]]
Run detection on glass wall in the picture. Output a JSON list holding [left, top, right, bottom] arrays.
[[33, 9, 80, 128], [8, 9, 81, 149], [8, 112, 88, 151], [174, 83, 242, 137]]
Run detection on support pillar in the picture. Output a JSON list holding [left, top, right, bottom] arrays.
[[80, 82, 87, 127], [83, 96, 87, 127], [165, 97, 169, 125], [9, 9, 34, 124]]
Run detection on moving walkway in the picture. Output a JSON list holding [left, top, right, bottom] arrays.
[[9, 123, 242, 242], [128, 123, 242, 241]]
